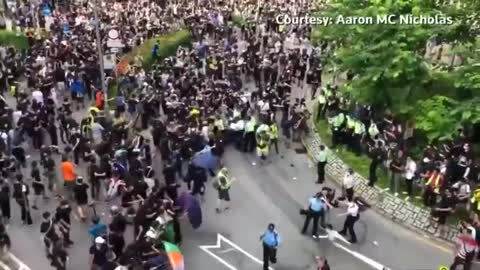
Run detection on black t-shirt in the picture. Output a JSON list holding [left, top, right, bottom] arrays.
[[389, 158, 404, 174], [73, 183, 89, 203], [109, 215, 128, 234], [40, 219, 59, 242], [89, 244, 108, 266], [55, 206, 72, 224]]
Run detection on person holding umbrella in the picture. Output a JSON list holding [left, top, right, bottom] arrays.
[[260, 223, 281, 270]]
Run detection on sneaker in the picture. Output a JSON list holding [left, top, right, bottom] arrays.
[[404, 196, 410, 201], [312, 235, 317, 239], [215, 208, 221, 213], [402, 192, 408, 195], [32, 205, 38, 210], [394, 193, 399, 197]]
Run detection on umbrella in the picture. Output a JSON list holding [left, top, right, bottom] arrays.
[[192, 146, 220, 171], [176, 192, 203, 229], [163, 242, 185, 270]]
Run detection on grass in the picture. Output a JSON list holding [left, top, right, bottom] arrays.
[[119, 29, 192, 71], [311, 104, 467, 225], [109, 29, 193, 102], [0, 30, 29, 50]]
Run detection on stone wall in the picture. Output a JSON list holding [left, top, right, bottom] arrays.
[[303, 130, 459, 242]]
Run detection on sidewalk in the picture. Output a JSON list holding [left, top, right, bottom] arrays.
[[302, 125, 459, 243]]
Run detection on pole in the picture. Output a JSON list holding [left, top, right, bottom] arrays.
[[92, 0, 109, 115]]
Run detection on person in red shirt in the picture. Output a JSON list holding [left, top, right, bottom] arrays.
[[450, 225, 477, 270]]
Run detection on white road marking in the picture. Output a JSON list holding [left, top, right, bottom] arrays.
[[199, 233, 274, 270], [332, 242, 387, 270], [0, 260, 12, 270], [7, 252, 32, 270], [217, 248, 236, 254]]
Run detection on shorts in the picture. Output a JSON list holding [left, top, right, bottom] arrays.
[[218, 189, 230, 201]]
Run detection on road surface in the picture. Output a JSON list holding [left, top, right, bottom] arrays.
[[4, 138, 461, 270]]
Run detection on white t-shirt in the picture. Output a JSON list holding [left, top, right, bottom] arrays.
[[343, 173, 355, 189], [347, 203, 359, 217], [32, 90, 44, 104], [405, 159, 417, 180]]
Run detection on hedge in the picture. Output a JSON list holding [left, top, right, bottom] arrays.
[[108, 29, 192, 99], [0, 30, 29, 50], [121, 29, 192, 71]]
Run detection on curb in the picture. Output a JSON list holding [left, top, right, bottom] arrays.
[[301, 133, 456, 249]]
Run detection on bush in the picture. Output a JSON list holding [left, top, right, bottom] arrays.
[[120, 29, 192, 71], [0, 30, 29, 50], [108, 29, 192, 101]]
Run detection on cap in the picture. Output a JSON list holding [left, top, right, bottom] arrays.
[[95, 237, 105, 244]]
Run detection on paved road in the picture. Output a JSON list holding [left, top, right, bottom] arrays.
[[1, 52, 467, 270], [4, 136, 460, 270]]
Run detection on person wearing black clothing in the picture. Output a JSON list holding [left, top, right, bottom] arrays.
[[40, 212, 60, 261], [90, 237, 108, 270], [109, 206, 127, 235], [31, 161, 46, 209], [186, 164, 207, 201], [163, 161, 178, 201], [108, 229, 125, 260], [70, 128, 84, 165], [368, 141, 385, 187], [73, 177, 89, 220], [51, 240, 68, 270], [0, 223, 11, 257], [12, 174, 32, 225], [55, 200, 74, 246], [0, 179, 10, 223]]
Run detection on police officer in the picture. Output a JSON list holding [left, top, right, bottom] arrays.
[[316, 145, 328, 184], [338, 199, 360, 244], [244, 116, 257, 152], [269, 121, 279, 154], [260, 223, 281, 270], [301, 192, 326, 238]]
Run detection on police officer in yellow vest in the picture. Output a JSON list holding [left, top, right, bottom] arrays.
[[352, 120, 365, 155], [331, 110, 345, 148], [316, 90, 327, 121], [345, 114, 355, 149], [244, 116, 257, 153], [269, 121, 279, 154], [256, 131, 270, 160], [470, 188, 480, 213]]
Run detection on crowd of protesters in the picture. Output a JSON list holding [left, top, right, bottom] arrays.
[[0, 0, 477, 269], [0, 0, 343, 269]]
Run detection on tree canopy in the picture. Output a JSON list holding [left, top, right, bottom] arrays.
[[312, 0, 480, 141]]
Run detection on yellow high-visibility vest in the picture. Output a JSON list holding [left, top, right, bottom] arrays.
[[346, 116, 355, 129], [317, 94, 326, 104], [354, 121, 364, 134], [270, 124, 278, 139]]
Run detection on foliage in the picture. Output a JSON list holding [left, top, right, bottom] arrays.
[[121, 29, 192, 71], [0, 30, 29, 50], [311, 0, 480, 141], [109, 30, 192, 100]]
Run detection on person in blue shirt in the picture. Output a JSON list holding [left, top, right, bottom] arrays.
[[260, 223, 281, 270], [88, 216, 107, 241], [70, 78, 86, 110], [301, 192, 326, 238]]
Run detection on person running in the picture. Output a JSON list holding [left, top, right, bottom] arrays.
[[260, 223, 281, 270]]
